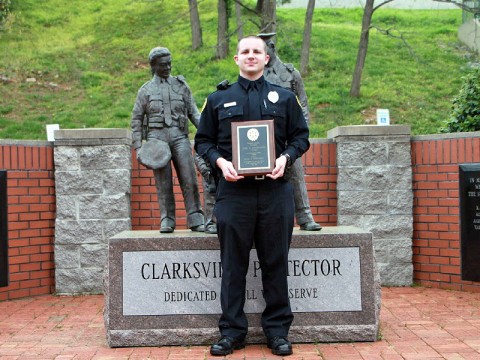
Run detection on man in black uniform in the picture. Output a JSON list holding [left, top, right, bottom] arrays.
[[194, 35, 310, 357]]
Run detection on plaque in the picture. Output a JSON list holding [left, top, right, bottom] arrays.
[[122, 248, 361, 315], [459, 163, 480, 282], [231, 120, 275, 176]]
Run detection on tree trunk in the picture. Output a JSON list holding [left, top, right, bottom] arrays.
[[235, 0, 243, 40], [188, 0, 203, 50], [259, 0, 276, 33], [300, 0, 315, 76], [349, 0, 374, 97], [256, 0, 264, 14], [216, 0, 229, 59]]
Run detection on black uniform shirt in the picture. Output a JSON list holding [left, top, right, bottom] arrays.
[[194, 75, 310, 172]]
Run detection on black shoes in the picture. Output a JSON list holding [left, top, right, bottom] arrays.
[[300, 221, 322, 231], [210, 336, 246, 356], [210, 335, 292, 356], [267, 336, 293, 356]]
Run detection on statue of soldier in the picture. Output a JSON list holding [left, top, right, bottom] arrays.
[[258, 33, 322, 231], [131, 46, 205, 233]]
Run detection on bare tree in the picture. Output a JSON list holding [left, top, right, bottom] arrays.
[[350, 0, 395, 97], [188, 0, 203, 50], [432, 0, 480, 13], [300, 0, 315, 76], [349, 0, 480, 97], [256, 0, 264, 13], [216, 0, 229, 59], [258, 0, 276, 33], [235, 0, 243, 40]]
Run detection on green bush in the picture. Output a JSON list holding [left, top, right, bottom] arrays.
[[440, 68, 480, 133], [0, 0, 11, 26]]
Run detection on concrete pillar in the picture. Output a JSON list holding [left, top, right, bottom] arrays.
[[328, 125, 413, 286], [54, 129, 132, 294]]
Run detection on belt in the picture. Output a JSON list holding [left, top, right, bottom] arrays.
[[221, 175, 280, 183]]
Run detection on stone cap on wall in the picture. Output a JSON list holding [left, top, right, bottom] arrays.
[[412, 130, 480, 141], [327, 125, 411, 140], [54, 128, 132, 146]]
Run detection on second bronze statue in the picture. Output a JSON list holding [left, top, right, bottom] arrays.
[[258, 32, 321, 231]]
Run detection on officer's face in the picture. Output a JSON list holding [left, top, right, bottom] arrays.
[[152, 55, 172, 79], [234, 37, 270, 80]]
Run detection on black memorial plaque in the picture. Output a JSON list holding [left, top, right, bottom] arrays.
[[0, 170, 8, 287], [231, 120, 275, 176], [459, 164, 480, 282]]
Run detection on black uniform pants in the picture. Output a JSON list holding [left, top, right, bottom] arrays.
[[214, 176, 295, 339]]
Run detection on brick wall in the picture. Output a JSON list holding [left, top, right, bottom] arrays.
[[2, 132, 480, 300], [412, 134, 480, 292], [0, 141, 56, 301], [130, 140, 338, 230]]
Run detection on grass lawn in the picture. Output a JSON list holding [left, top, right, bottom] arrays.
[[0, 0, 476, 140]]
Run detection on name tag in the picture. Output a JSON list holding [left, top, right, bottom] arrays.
[[224, 102, 237, 108]]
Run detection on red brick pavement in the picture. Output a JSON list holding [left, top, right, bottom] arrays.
[[0, 287, 479, 359]]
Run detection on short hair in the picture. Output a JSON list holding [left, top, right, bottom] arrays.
[[236, 35, 267, 54], [148, 47, 171, 63]]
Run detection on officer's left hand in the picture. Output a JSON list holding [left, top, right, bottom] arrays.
[[267, 155, 288, 180]]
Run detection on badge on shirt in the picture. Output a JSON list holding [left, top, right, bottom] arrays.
[[224, 101, 237, 108], [268, 91, 279, 104]]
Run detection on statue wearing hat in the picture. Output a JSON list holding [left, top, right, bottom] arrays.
[[258, 32, 322, 231], [131, 46, 205, 233]]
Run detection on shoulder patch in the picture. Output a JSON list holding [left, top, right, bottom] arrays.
[[200, 98, 208, 113], [176, 75, 186, 84], [139, 80, 151, 90], [285, 63, 295, 72], [296, 95, 302, 107], [216, 79, 230, 90]]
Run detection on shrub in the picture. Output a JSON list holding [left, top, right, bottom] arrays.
[[0, 0, 11, 27], [440, 68, 480, 133]]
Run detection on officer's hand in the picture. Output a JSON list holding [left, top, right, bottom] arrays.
[[216, 157, 244, 182], [267, 155, 288, 180]]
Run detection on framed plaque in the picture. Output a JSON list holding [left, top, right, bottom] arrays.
[[231, 120, 275, 176]]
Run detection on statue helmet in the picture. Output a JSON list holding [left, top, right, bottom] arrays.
[[257, 32, 276, 45]]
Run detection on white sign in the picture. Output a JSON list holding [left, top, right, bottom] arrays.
[[376, 109, 390, 125], [46, 124, 60, 141]]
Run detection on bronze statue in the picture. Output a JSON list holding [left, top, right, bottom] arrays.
[[194, 153, 217, 234], [258, 32, 322, 231], [131, 47, 204, 233]]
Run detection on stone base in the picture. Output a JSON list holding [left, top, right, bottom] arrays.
[[104, 226, 381, 347]]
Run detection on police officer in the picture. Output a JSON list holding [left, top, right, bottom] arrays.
[[195, 35, 310, 357], [131, 47, 204, 233], [258, 32, 322, 232]]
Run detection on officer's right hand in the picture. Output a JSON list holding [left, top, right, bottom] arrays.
[[216, 157, 244, 182]]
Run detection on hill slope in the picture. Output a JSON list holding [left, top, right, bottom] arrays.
[[0, 0, 474, 139]]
